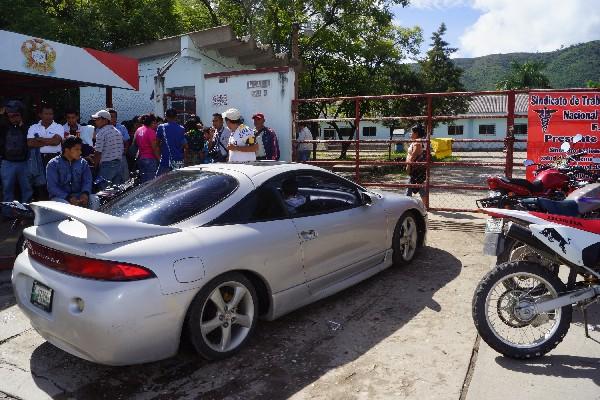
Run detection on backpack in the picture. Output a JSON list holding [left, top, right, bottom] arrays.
[[4, 125, 28, 161]]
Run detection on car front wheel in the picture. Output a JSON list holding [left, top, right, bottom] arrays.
[[392, 212, 420, 266], [186, 272, 258, 360]]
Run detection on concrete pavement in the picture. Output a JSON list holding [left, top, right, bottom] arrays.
[[0, 213, 599, 399]]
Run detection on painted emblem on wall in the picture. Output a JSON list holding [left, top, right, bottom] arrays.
[[212, 94, 228, 107], [21, 38, 56, 73]]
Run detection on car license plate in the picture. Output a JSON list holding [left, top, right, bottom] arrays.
[[485, 218, 503, 234], [31, 280, 53, 312]]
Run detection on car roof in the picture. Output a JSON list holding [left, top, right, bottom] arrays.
[[182, 162, 323, 179]]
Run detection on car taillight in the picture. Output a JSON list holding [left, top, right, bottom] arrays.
[[26, 241, 155, 281]]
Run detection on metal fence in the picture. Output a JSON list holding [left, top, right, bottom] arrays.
[[291, 90, 530, 212]]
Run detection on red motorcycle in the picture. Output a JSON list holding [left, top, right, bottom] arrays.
[[482, 136, 599, 208]]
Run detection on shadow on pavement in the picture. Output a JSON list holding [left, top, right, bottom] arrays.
[[431, 211, 482, 220], [0, 270, 16, 312], [494, 308, 600, 387], [495, 355, 600, 386], [28, 246, 462, 399]]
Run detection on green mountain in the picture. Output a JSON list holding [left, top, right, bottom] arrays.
[[453, 41, 600, 91]]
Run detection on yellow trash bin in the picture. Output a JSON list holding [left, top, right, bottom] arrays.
[[431, 138, 453, 159]]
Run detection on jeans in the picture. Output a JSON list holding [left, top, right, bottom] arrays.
[[51, 194, 100, 210], [297, 150, 311, 162], [98, 159, 123, 189], [405, 176, 426, 197], [1, 160, 33, 203], [138, 158, 158, 183], [120, 157, 130, 182]]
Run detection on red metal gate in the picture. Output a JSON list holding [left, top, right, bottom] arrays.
[[291, 89, 596, 212]]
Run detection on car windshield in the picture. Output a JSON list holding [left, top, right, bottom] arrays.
[[100, 170, 238, 225]]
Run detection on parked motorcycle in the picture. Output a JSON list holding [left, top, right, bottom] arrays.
[[473, 183, 600, 359], [482, 179, 600, 272], [482, 134, 599, 208]]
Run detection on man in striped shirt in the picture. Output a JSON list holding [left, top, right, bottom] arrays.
[[92, 109, 124, 189]]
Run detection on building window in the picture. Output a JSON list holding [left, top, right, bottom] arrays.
[[362, 126, 376, 137], [166, 86, 196, 123], [479, 124, 496, 135], [323, 129, 336, 139], [514, 124, 527, 135], [447, 125, 464, 135]]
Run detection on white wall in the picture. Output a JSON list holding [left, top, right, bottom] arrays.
[[80, 35, 251, 122], [316, 116, 528, 150], [204, 69, 296, 161]]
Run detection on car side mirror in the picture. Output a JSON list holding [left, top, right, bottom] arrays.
[[523, 159, 535, 167], [361, 192, 373, 206]]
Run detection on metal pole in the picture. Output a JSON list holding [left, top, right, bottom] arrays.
[[292, 99, 298, 161], [424, 96, 433, 209], [354, 99, 361, 183], [505, 90, 515, 178], [105, 87, 113, 108]]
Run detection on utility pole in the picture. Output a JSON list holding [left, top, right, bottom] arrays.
[[291, 22, 301, 101]]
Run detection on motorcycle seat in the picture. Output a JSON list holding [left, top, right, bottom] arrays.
[[537, 198, 579, 217], [500, 177, 543, 192]]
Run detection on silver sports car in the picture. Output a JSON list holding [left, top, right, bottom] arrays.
[[12, 162, 427, 365]]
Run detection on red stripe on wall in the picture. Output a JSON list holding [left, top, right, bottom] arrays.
[[84, 48, 139, 90]]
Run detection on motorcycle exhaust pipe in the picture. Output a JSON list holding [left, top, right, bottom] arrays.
[[505, 222, 561, 263]]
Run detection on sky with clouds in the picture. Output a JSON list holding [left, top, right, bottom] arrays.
[[393, 0, 600, 58]]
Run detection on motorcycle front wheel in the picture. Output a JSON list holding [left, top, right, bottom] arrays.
[[473, 261, 572, 359]]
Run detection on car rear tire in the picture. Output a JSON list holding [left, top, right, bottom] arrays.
[[186, 272, 258, 360], [392, 212, 420, 266]]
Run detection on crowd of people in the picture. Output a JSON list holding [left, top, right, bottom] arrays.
[[0, 100, 288, 212]]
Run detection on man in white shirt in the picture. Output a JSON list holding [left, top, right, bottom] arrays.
[[296, 122, 313, 162], [63, 109, 81, 138], [27, 104, 63, 167], [223, 108, 257, 162]]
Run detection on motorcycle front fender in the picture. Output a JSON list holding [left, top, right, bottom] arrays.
[[483, 231, 507, 257]]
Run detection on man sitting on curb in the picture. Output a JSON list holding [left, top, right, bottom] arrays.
[[46, 136, 99, 210]]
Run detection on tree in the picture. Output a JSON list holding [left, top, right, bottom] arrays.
[[417, 23, 467, 120], [496, 61, 551, 90], [587, 80, 600, 89]]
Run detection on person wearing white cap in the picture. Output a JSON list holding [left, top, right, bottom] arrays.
[[223, 108, 257, 162], [91, 109, 124, 189]]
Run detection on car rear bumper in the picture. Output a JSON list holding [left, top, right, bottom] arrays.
[[11, 251, 187, 366]]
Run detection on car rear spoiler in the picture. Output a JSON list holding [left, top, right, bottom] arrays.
[[30, 201, 181, 244]]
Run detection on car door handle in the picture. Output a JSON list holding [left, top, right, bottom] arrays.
[[300, 230, 318, 241]]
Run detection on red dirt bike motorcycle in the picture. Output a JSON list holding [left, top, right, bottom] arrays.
[[473, 183, 600, 359], [483, 135, 599, 208]]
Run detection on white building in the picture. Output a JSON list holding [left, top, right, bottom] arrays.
[[317, 94, 529, 149], [80, 26, 296, 160]]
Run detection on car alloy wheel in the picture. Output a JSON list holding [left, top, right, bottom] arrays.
[[392, 213, 420, 266], [187, 272, 258, 360]]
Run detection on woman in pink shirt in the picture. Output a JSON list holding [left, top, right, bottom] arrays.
[[135, 114, 161, 183]]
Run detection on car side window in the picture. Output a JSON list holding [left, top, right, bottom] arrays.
[[209, 185, 289, 225], [292, 171, 361, 216]]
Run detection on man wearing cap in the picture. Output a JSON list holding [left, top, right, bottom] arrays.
[[107, 108, 130, 182], [252, 113, 280, 161], [27, 103, 63, 167], [0, 100, 33, 204], [92, 109, 124, 189], [223, 108, 257, 162]]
